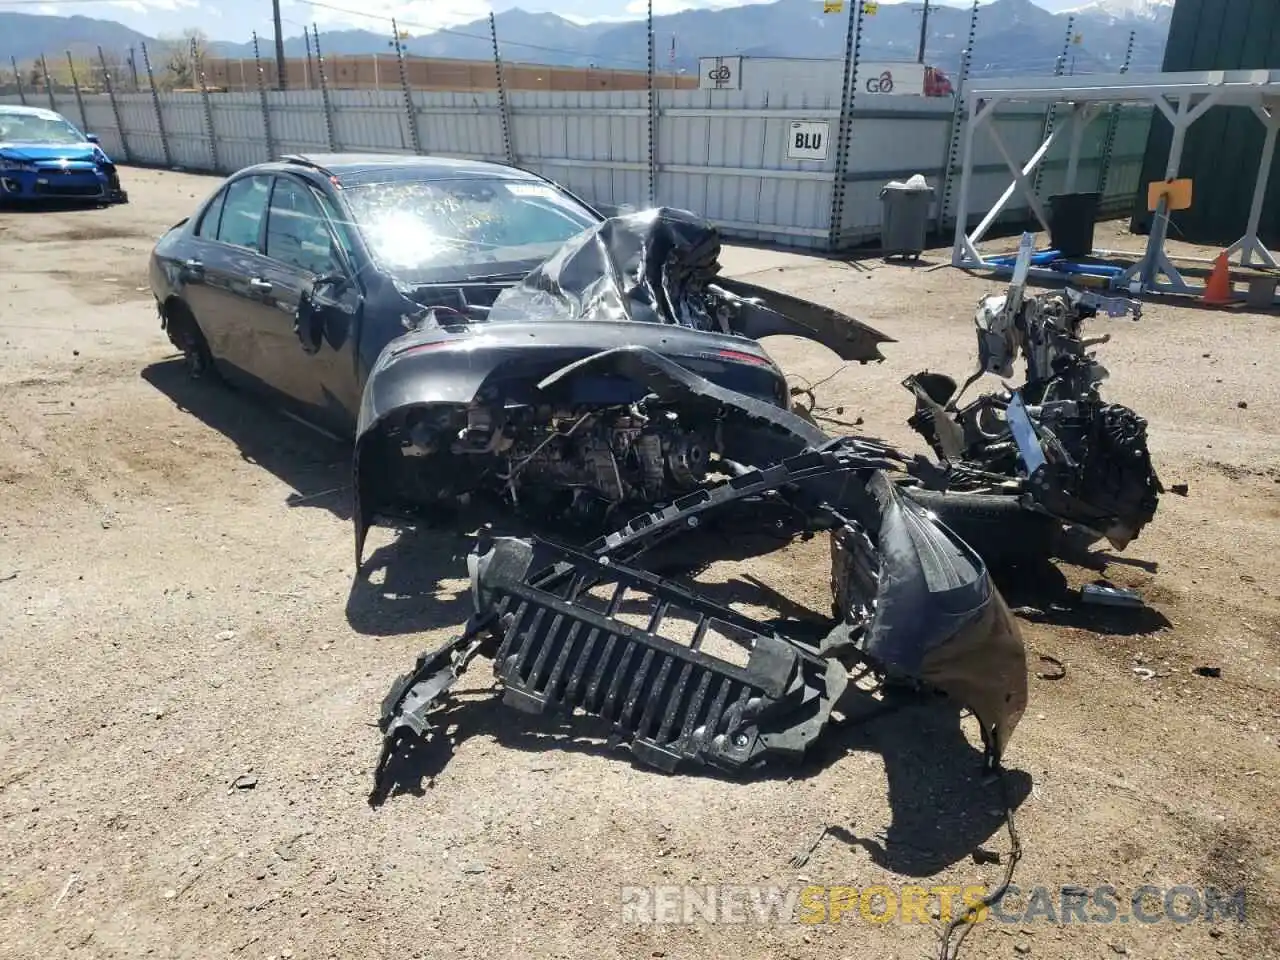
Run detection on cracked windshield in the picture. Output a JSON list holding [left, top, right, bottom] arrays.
[[342, 177, 598, 283]]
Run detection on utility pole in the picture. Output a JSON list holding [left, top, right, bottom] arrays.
[[916, 0, 931, 64], [272, 0, 288, 90]]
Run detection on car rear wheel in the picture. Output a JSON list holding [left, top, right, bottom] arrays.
[[164, 299, 217, 381]]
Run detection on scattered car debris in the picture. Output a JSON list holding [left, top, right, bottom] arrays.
[[972, 848, 1002, 865], [789, 825, 832, 868], [229, 774, 258, 791], [371, 440, 1028, 805], [1080, 585, 1144, 608], [1192, 665, 1222, 678], [1035, 655, 1066, 681], [897, 244, 1161, 565], [1170, 483, 1189, 496], [1132, 667, 1157, 681]]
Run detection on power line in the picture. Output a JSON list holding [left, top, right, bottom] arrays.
[[297, 0, 652, 67]]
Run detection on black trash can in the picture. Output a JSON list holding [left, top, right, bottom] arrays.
[[1048, 191, 1100, 259]]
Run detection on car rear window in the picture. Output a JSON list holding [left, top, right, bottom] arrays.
[[216, 175, 272, 252]]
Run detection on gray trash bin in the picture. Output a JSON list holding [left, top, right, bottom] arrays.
[[879, 175, 935, 259]]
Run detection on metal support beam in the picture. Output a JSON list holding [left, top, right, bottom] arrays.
[[951, 71, 1280, 296], [40, 54, 57, 113], [140, 42, 172, 168], [12, 56, 26, 105], [195, 46, 219, 172], [313, 25, 338, 152], [970, 119, 1063, 249], [828, 0, 866, 251], [251, 32, 276, 162], [98, 46, 130, 162], [937, 0, 979, 235], [66, 51, 89, 133], [986, 120, 1053, 234], [1225, 104, 1280, 268], [391, 19, 422, 154], [1096, 29, 1135, 199], [646, 0, 657, 206], [489, 13, 514, 165], [1031, 14, 1074, 199]]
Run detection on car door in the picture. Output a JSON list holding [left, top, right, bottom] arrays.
[[196, 173, 278, 388], [175, 185, 234, 361], [257, 173, 363, 435]]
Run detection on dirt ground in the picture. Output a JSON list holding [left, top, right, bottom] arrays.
[[1, 167, 1277, 960]]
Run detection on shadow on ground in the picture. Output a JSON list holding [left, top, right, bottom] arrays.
[[990, 554, 1172, 637], [374, 684, 1030, 877], [141, 359, 352, 517]]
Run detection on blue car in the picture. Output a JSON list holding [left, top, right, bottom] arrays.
[[0, 104, 128, 204]]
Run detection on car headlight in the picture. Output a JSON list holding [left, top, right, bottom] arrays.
[[0, 157, 36, 172]]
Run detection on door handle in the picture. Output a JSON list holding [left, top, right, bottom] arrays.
[[248, 277, 273, 292], [180, 258, 204, 279]]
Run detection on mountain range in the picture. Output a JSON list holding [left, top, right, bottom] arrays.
[[2, 0, 1173, 79]]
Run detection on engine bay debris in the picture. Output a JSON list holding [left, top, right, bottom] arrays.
[[899, 243, 1163, 557]]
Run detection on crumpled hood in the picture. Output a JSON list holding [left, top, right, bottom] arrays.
[[0, 143, 102, 164], [485, 206, 894, 363]]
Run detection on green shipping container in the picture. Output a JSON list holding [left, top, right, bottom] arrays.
[[1129, 0, 1280, 247]]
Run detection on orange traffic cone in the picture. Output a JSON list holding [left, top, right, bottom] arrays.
[[1203, 250, 1234, 305]]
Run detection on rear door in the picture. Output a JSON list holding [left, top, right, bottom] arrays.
[[198, 173, 277, 386], [256, 173, 363, 434]]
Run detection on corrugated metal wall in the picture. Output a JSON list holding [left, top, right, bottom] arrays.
[[1130, 0, 1280, 245], [2, 82, 1151, 252]]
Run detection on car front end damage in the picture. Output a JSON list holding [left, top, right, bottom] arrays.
[[0, 148, 128, 204], [351, 207, 894, 563], [370, 348, 1029, 806]]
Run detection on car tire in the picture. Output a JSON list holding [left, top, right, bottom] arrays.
[[164, 300, 217, 381], [898, 486, 1059, 567]]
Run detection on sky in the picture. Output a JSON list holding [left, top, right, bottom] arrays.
[[5, 0, 1089, 44]]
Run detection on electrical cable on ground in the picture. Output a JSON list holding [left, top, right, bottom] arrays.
[[935, 767, 1023, 960]]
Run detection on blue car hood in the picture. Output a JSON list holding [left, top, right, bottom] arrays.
[[0, 143, 102, 164]]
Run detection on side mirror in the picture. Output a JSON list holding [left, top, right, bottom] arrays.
[[313, 271, 347, 294], [85, 133, 100, 144]]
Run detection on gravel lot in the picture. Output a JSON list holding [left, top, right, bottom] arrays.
[[1, 167, 1278, 960]]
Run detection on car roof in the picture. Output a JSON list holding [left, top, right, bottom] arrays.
[[0, 105, 66, 119], [253, 153, 546, 187]]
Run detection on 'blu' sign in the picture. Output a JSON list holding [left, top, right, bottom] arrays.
[[788, 120, 830, 161]]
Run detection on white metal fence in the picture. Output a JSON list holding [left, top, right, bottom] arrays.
[[2, 86, 1152, 251]]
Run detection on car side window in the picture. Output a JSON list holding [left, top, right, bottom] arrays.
[[193, 188, 227, 239], [265, 176, 342, 276], [216, 175, 272, 252]]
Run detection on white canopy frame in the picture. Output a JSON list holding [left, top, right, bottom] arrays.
[[950, 70, 1280, 295]]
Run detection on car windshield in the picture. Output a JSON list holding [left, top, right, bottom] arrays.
[[340, 176, 599, 283], [0, 111, 85, 146]]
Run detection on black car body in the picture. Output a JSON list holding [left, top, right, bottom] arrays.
[[149, 155, 894, 550]]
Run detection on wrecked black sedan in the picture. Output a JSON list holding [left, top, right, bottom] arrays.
[[147, 154, 892, 553]]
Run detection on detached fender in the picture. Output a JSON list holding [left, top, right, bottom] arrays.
[[858, 473, 1027, 760], [712, 277, 895, 363]]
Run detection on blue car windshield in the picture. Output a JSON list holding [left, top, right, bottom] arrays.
[[0, 111, 85, 146], [340, 177, 599, 283]]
